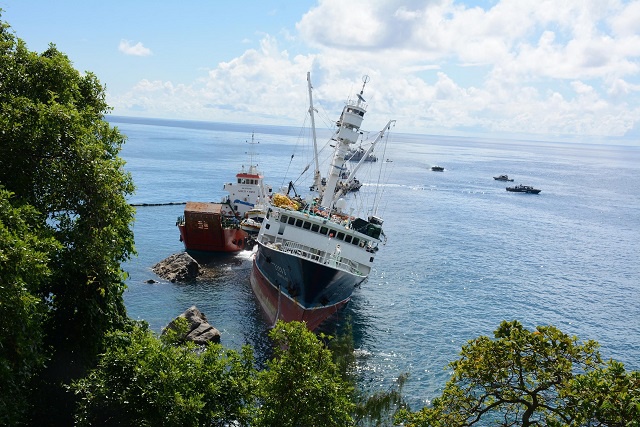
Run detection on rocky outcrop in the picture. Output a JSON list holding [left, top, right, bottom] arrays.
[[152, 252, 200, 282], [162, 306, 221, 344]]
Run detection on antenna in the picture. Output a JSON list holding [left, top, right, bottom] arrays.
[[246, 132, 259, 166], [360, 75, 370, 94], [358, 75, 370, 102]]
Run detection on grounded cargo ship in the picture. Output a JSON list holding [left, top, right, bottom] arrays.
[[250, 73, 394, 330], [177, 135, 272, 253]]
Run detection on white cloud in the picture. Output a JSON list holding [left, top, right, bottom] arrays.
[[118, 39, 152, 56], [110, 0, 640, 138], [610, 0, 640, 36]]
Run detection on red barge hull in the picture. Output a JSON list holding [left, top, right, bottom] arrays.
[[178, 202, 248, 252]]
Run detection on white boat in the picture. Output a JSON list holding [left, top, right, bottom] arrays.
[[177, 133, 272, 252], [221, 133, 272, 218], [240, 207, 266, 234], [250, 73, 394, 330]]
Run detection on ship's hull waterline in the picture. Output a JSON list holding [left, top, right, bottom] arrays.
[[250, 241, 362, 330]]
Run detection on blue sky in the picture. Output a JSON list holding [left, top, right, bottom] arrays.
[[2, 0, 640, 141]]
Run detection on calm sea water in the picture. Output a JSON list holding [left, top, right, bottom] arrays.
[[114, 117, 640, 409]]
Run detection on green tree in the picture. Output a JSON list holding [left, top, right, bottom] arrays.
[[396, 320, 640, 427], [256, 320, 356, 427], [0, 14, 135, 423], [0, 190, 59, 425], [72, 321, 257, 427], [565, 359, 640, 426]]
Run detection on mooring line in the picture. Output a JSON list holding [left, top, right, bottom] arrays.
[[129, 202, 187, 207]]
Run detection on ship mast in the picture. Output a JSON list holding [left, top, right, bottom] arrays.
[[307, 72, 322, 193], [246, 132, 258, 169], [319, 75, 370, 210], [245, 132, 266, 203]]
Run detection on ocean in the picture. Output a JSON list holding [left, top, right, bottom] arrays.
[[114, 116, 640, 409]]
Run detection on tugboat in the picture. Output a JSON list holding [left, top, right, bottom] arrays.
[[177, 134, 272, 252], [493, 174, 514, 181], [506, 184, 541, 194], [250, 73, 394, 330]]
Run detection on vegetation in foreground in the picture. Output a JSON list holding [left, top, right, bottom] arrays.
[[1, 12, 638, 426], [396, 320, 640, 427], [72, 320, 392, 427], [1, 12, 135, 425]]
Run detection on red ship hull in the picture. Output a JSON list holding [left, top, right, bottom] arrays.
[[249, 258, 349, 330], [178, 202, 248, 252]]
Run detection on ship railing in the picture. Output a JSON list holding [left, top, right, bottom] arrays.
[[272, 237, 363, 276]]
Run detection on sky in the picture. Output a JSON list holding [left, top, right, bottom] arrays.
[[2, 0, 640, 142]]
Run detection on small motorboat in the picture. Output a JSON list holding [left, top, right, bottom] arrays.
[[493, 174, 514, 181], [506, 184, 541, 194], [431, 165, 444, 172]]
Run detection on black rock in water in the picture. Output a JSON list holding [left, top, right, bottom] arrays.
[[152, 252, 200, 282], [162, 306, 221, 344]]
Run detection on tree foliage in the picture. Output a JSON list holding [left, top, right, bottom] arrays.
[[0, 13, 135, 423], [73, 320, 365, 426], [256, 320, 356, 427], [564, 359, 640, 426], [0, 189, 59, 425], [72, 321, 257, 427], [397, 320, 639, 427]]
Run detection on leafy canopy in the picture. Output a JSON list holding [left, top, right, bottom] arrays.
[[1, 10, 135, 365], [0, 189, 59, 425], [256, 320, 356, 427], [397, 320, 640, 427], [72, 321, 257, 427], [0, 13, 135, 424]]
